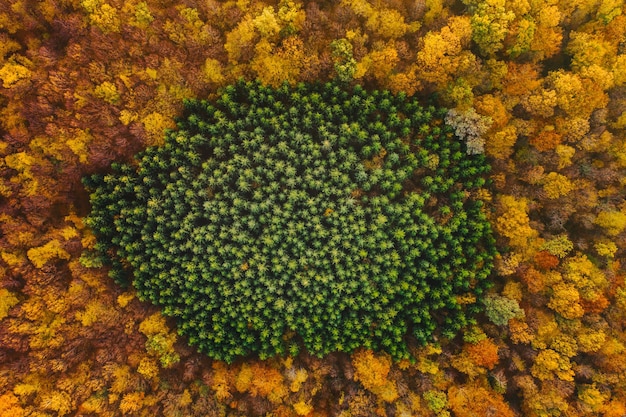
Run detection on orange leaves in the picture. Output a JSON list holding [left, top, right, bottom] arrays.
[[0, 393, 25, 417], [534, 252, 559, 270], [530, 129, 562, 152], [351, 349, 399, 402], [234, 363, 287, 403], [448, 385, 514, 417], [466, 338, 499, 369]]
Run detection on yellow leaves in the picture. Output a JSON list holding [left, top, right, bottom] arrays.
[[237, 363, 287, 403], [485, 124, 517, 159], [119, 110, 138, 126], [139, 313, 180, 368], [594, 239, 617, 258], [119, 391, 145, 414], [448, 385, 515, 417], [293, 400, 313, 416], [126, 1, 153, 28], [357, 42, 399, 82], [117, 292, 135, 308], [75, 300, 108, 326], [4, 151, 38, 195], [288, 368, 308, 392], [509, 318, 534, 344], [254, 7, 281, 37], [352, 349, 399, 402], [253, 1, 304, 38], [495, 195, 537, 247], [543, 172, 574, 199], [548, 283, 584, 319], [580, 64, 614, 90], [137, 356, 159, 379], [578, 384, 607, 412], [40, 391, 72, 416], [555, 144, 575, 168], [507, 18, 536, 58], [235, 363, 254, 392], [225, 15, 257, 63], [613, 54, 626, 86], [522, 88, 557, 117], [416, 16, 475, 86], [468, 0, 515, 56], [141, 112, 174, 146], [203, 58, 226, 84], [106, 364, 135, 394], [86, 2, 121, 33], [211, 362, 233, 401], [27, 240, 71, 269], [0, 288, 19, 320], [540, 234, 573, 258], [251, 37, 307, 87], [0, 56, 32, 88], [594, 209, 626, 236], [531, 349, 574, 381], [277, 0, 305, 32], [566, 31, 613, 71], [94, 81, 121, 105], [577, 328, 606, 353], [343, 0, 418, 39], [365, 8, 418, 39], [66, 129, 93, 164], [138, 314, 167, 338]]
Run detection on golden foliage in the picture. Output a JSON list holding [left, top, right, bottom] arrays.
[[495, 195, 537, 247], [0, 288, 19, 320], [119, 391, 145, 414], [40, 390, 73, 416], [352, 349, 399, 402], [0, 393, 25, 417], [448, 385, 514, 417], [531, 349, 574, 381], [27, 240, 71, 269], [0, 56, 32, 88], [548, 283, 584, 319], [595, 210, 626, 236], [293, 400, 313, 416]]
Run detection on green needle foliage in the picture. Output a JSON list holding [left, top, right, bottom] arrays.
[[83, 80, 496, 363]]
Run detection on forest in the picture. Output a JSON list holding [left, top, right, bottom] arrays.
[[1, 0, 626, 416]]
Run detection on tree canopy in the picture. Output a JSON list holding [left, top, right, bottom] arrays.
[[83, 80, 496, 362]]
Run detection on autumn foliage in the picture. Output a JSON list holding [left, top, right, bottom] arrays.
[[1, 0, 626, 415]]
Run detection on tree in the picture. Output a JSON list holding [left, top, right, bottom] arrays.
[[495, 195, 537, 248], [464, 0, 515, 57], [448, 384, 515, 417], [531, 349, 575, 381], [416, 16, 475, 87], [352, 349, 399, 402], [483, 294, 524, 326]]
